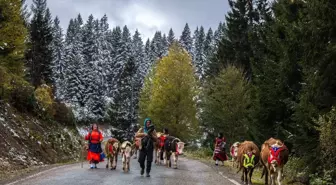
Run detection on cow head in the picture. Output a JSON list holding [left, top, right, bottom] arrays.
[[231, 142, 240, 157], [267, 141, 288, 170], [112, 142, 119, 154], [176, 142, 185, 155]]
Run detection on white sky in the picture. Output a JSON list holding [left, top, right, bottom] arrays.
[[26, 0, 230, 40]]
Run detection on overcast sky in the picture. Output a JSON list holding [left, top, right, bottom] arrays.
[[26, 0, 230, 40]]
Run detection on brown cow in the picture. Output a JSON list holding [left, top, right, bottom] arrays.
[[260, 138, 289, 185], [104, 138, 120, 170], [237, 141, 260, 185]]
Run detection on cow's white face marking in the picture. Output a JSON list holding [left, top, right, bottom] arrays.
[[177, 142, 185, 154]]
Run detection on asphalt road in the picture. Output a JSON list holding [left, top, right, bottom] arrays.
[[5, 156, 242, 185]]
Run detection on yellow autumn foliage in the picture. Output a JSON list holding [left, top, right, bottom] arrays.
[[139, 42, 199, 142], [34, 85, 55, 116]]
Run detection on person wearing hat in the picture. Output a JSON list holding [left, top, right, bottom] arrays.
[[135, 118, 157, 177]]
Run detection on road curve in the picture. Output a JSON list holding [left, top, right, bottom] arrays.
[[5, 156, 241, 185]]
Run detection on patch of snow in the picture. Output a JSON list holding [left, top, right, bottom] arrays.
[[0, 117, 5, 121]]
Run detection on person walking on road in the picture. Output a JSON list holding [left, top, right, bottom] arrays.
[[213, 133, 228, 166], [85, 123, 104, 169], [135, 118, 157, 177]]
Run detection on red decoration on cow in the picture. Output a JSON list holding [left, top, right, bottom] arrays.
[[213, 133, 228, 165]]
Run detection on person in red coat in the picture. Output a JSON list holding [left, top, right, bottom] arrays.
[[85, 123, 104, 169], [213, 133, 228, 166]]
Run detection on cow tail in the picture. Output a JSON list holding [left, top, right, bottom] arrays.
[[236, 165, 243, 174]]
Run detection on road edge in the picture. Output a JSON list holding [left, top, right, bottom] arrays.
[[0, 161, 81, 185]]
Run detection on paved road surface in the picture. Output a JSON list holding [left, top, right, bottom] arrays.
[[6, 156, 241, 185]]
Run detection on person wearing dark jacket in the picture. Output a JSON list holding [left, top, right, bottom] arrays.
[[135, 118, 157, 177]]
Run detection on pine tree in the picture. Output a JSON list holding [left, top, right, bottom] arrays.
[[293, 0, 336, 177], [193, 26, 206, 80], [203, 28, 214, 78], [151, 31, 164, 60], [51, 16, 65, 100], [201, 65, 251, 145], [167, 28, 175, 47], [162, 34, 169, 57], [27, 0, 54, 87], [143, 39, 153, 77], [0, 0, 27, 76], [179, 23, 193, 55], [63, 19, 85, 109], [131, 30, 145, 125]]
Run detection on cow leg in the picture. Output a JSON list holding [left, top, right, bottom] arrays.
[[114, 155, 118, 169], [277, 168, 282, 185], [133, 149, 137, 159], [244, 168, 248, 185], [127, 158, 130, 172], [270, 171, 275, 185], [110, 157, 114, 170], [154, 149, 157, 164], [172, 152, 177, 169], [248, 168, 254, 185], [122, 154, 126, 171], [106, 157, 109, 169], [241, 169, 245, 182], [164, 151, 167, 165]]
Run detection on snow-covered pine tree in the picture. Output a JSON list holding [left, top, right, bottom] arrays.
[[63, 19, 85, 112], [167, 28, 176, 47], [51, 16, 65, 100], [213, 22, 225, 51], [179, 23, 193, 55], [203, 28, 214, 79], [193, 26, 206, 80], [85, 19, 105, 121], [131, 30, 145, 127], [99, 15, 112, 97], [106, 26, 123, 98], [151, 31, 164, 60], [143, 39, 153, 77], [162, 34, 169, 57], [106, 25, 135, 139]]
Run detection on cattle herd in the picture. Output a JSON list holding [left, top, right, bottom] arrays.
[[100, 132, 185, 173], [230, 138, 289, 185], [91, 135, 287, 185]]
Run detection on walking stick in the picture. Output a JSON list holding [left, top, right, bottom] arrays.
[[81, 143, 84, 168]]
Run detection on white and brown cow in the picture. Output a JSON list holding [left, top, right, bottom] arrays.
[[230, 142, 240, 168], [120, 141, 134, 172], [163, 136, 185, 169], [104, 138, 120, 170], [260, 138, 289, 185]]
